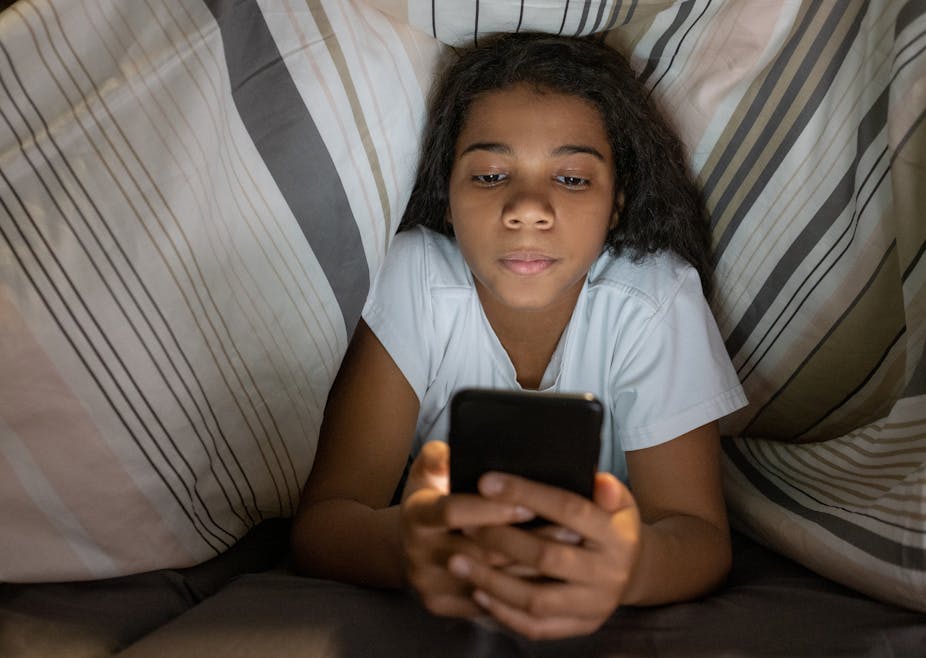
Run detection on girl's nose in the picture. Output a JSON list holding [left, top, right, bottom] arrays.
[[501, 187, 554, 229]]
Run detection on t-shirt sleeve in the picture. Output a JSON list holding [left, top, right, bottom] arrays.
[[612, 267, 748, 451], [361, 230, 432, 402]]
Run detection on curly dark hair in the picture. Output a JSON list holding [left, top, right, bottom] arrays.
[[400, 32, 713, 295]]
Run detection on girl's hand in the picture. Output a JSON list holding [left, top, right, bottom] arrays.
[[399, 441, 536, 618], [446, 471, 640, 640]]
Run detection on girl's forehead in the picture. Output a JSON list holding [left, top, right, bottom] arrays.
[[456, 84, 610, 154]]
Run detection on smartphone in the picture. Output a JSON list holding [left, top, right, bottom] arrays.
[[448, 388, 603, 524]]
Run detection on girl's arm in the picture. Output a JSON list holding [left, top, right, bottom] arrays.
[[445, 421, 730, 638], [291, 319, 420, 587], [621, 420, 731, 605], [292, 320, 534, 607]]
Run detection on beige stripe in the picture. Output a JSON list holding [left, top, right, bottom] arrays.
[[833, 439, 926, 461], [818, 441, 923, 474], [386, 14, 443, 104], [891, 117, 926, 275], [170, 0, 341, 375], [0, 289, 194, 573], [702, 2, 854, 240], [99, 0, 325, 431], [768, 442, 921, 504], [754, 443, 926, 523], [341, 2, 410, 210], [713, 9, 896, 332], [881, 417, 926, 432], [176, 3, 342, 375], [743, 248, 905, 439], [654, 2, 780, 149], [604, 1, 678, 54], [795, 450, 906, 493], [282, 1, 385, 258], [25, 0, 296, 514], [806, 338, 907, 441], [308, 0, 393, 235], [0, 449, 88, 579]]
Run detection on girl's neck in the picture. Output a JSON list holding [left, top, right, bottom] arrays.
[[475, 279, 584, 390]]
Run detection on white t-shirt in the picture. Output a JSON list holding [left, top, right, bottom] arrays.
[[362, 226, 747, 482]]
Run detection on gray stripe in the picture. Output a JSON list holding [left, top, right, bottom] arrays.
[[559, 0, 571, 35], [203, 0, 369, 337], [44, 0, 300, 515], [897, 0, 926, 37], [605, 0, 623, 31], [575, 0, 593, 35], [723, 23, 895, 360], [0, 30, 260, 530], [590, 0, 608, 33], [1, 36, 242, 548], [0, 202, 227, 554], [710, 2, 861, 248], [701, 2, 823, 204], [637, 0, 696, 85], [733, 126, 888, 372], [474, 0, 479, 44], [647, 0, 712, 96], [725, 441, 926, 568]]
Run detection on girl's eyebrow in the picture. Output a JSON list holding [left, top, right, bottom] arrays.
[[552, 144, 607, 161], [459, 142, 510, 156], [459, 142, 606, 161]]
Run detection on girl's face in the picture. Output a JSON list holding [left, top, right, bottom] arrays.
[[448, 84, 617, 320]]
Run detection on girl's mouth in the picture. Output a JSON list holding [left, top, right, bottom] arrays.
[[500, 253, 556, 275]]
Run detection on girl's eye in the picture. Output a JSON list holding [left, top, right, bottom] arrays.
[[472, 173, 507, 186], [556, 175, 590, 189]]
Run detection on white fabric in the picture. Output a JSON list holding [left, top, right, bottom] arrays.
[[363, 227, 748, 481]]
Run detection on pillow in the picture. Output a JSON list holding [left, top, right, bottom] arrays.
[[0, 0, 440, 581], [364, 0, 926, 610]]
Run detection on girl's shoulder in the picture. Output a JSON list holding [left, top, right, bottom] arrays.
[[587, 249, 702, 313], [389, 226, 471, 290]]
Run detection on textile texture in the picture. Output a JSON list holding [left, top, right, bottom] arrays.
[[0, 0, 923, 613]]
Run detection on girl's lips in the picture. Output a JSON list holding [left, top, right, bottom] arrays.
[[500, 253, 556, 275]]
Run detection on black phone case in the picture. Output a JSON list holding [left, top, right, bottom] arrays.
[[448, 389, 603, 513]]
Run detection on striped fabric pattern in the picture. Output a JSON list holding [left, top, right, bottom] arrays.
[[376, 0, 926, 610], [0, 0, 437, 580], [1, 0, 923, 613]]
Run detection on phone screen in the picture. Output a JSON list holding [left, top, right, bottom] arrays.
[[448, 388, 603, 512]]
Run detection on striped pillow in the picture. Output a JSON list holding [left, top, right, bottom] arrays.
[[0, 0, 439, 580], [370, 0, 926, 611]]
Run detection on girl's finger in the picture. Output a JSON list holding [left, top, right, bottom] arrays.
[[447, 554, 615, 620], [404, 489, 535, 530], [406, 564, 483, 618], [466, 524, 613, 585], [477, 472, 632, 543], [472, 589, 604, 641]]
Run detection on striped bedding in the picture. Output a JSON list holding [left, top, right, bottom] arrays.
[[0, 0, 923, 611]]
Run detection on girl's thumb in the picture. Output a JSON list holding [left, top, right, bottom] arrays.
[[417, 440, 449, 475], [594, 472, 635, 513]]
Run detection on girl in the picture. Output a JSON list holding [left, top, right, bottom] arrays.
[[292, 33, 747, 640]]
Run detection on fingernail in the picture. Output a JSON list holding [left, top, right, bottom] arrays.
[[448, 554, 471, 577], [553, 527, 582, 544], [513, 506, 534, 522], [473, 589, 491, 608], [480, 473, 504, 496]]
